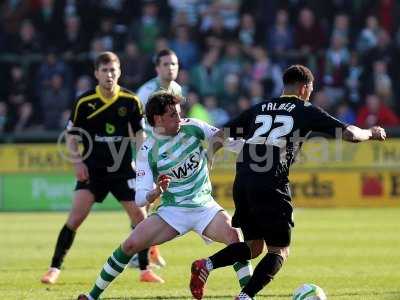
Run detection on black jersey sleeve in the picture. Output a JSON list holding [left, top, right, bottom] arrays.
[[223, 107, 254, 139], [305, 103, 347, 137], [129, 97, 144, 133]]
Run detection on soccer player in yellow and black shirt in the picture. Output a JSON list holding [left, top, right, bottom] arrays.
[[41, 52, 164, 285]]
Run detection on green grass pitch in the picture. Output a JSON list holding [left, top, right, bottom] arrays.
[[1, 208, 400, 300]]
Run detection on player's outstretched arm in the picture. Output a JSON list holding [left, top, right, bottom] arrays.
[[342, 125, 386, 142], [207, 130, 225, 170]]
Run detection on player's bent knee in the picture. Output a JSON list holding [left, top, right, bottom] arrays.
[[249, 239, 265, 258], [268, 246, 290, 261], [282, 247, 290, 260], [122, 238, 142, 256], [225, 227, 241, 244]]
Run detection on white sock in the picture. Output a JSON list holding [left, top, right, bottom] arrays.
[[205, 258, 213, 272], [237, 291, 252, 299]]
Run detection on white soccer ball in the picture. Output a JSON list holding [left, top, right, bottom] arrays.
[[292, 283, 327, 300]]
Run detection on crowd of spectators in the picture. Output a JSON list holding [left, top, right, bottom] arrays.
[[0, 0, 400, 134]]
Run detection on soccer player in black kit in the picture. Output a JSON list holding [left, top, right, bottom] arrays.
[[189, 65, 386, 300], [41, 52, 164, 285]]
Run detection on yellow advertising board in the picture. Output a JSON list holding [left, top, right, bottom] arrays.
[[210, 139, 400, 208], [0, 144, 72, 173], [0, 141, 399, 208], [294, 138, 400, 170], [212, 171, 400, 208], [1, 140, 399, 173]]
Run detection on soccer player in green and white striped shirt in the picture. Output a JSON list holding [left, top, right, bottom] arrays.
[[128, 49, 183, 269], [77, 92, 253, 300]]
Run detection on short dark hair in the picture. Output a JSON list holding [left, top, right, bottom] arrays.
[[146, 92, 181, 126], [154, 49, 177, 66], [94, 51, 120, 70], [282, 64, 314, 85]]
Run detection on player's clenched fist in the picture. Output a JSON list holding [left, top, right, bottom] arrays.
[[370, 126, 386, 140], [157, 175, 171, 193]]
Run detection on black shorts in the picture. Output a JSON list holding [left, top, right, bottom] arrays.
[[75, 170, 135, 203], [232, 174, 293, 247]]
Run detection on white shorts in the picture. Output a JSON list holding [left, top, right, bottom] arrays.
[[156, 202, 223, 241]]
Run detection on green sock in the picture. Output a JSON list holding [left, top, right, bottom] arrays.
[[89, 245, 132, 299], [233, 260, 253, 288]]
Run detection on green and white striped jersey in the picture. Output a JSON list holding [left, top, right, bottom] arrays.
[[135, 118, 219, 208], [136, 77, 182, 107]]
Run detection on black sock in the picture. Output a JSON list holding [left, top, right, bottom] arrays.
[[138, 249, 150, 270], [242, 253, 284, 297], [50, 224, 76, 268], [209, 242, 251, 269], [131, 225, 149, 271]]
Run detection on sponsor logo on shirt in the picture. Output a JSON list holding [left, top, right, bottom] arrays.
[[137, 170, 145, 177], [170, 150, 201, 179], [94, 135, 123, 142]]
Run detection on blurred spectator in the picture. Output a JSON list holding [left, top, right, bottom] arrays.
[[6, 64, 35, 132], [356, 15, 380, 54], [169, 25, 199, 69], [186, 90, 211, 123], [87, 37, 107, 62], [168, 0, 202, 27], [13, 101, 33, 132], [237, 13, 260, 50], [128, 1, 165, 53], [237, 94, 251, 113], [74, 75, 93, 98], [97, 0, 125, 18], [266, 9, 293, 68], [312, 89, 332, 112], [248, 80, 264, 105], [200, 12, 232, 49], [362, 60, 393, 107], [215, 0, 240, 31], [364, 29, 395, 71], [9, 19, 42, 55], [376, 0, 397, 35], [345, 51, 363, 106], [204, 94, 229, 127], [356, 94, 399, 127], [30, 0, 63, 44], [219, 40, 244, 75], [35, 51, 72, 99], [7, 64, 34, 103], [176, 69, 191, 96], [0, 102, 7, 133], [294, 8, 325, 55], [94, 17, 123, 51], [190, 48, 223, 96], [199, 2, 220, 32], [250, 46, 282, 98], [323, 34, 350, 104], [372, 60, 393, 108], [58, 15, 88, 57], [154, 37, 170, 54], [40, 73, 71, 130], [335, 102, 356, 124], [331, 14, 350, 45], [0, 0, 30, 35], [120, 41, 150, 90], [218, 73, 241, 115]]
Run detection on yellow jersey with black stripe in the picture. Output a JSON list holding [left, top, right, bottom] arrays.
[[66, 85, 144, 174]]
